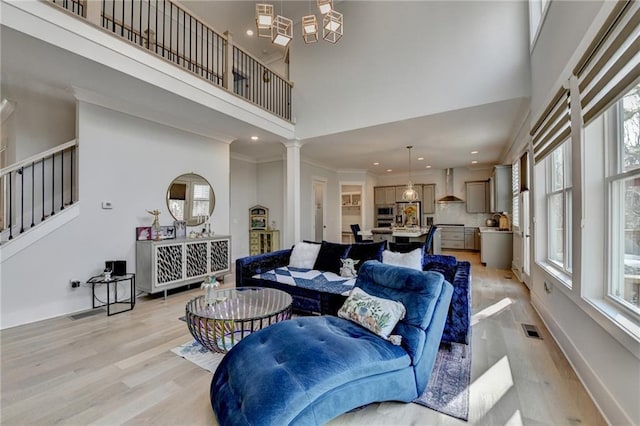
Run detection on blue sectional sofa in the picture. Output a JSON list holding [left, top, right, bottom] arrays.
[[211, 261, 454, 425], [235, 244, 472, 347]]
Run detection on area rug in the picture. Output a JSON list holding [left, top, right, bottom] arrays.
[[171, 340, 470, 421], [413, 342, 470, 421]]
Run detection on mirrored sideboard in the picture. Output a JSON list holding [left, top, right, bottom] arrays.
[[136, 235, 231, 297]]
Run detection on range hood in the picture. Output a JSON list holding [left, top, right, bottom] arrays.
[[437, 168, 465, 203]]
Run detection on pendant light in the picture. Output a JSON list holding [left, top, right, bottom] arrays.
[[255, 4, 274, 38], [302, 0, 318, 44], [272, 1, 293, 47], [402, 146, 419, 202]]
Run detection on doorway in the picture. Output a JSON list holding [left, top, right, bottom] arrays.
[[340, 182, 365, 244], [312, 178, 326, 242]]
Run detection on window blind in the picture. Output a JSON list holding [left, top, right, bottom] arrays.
[[530, 87, 571, 164], [574, 0, 640, 125]]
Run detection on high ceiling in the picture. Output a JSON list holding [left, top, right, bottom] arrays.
[[2, 1, 531, 176], [201, 1, 532, 174]]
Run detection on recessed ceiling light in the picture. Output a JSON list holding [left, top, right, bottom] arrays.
[[246, 29, 254, 36], [251, 136, 259, 140], [417, 157, 424, 161], [373, 162, 380, 166], [471, 160, 478, 164], [471, 150, 478, 154], [426, 165, 431, 169], [386, 169, 392, 172]]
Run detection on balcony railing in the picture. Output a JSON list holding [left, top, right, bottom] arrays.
[[46, 0, 292, 121]]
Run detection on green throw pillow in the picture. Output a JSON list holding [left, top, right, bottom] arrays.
[[338, 287, 406, 339]]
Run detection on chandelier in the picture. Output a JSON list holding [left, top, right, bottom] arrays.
[[402, 146, 419, 202], [255, 0, 343, 47]]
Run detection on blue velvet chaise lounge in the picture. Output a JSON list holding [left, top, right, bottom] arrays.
[[210, 261, 453, 425]]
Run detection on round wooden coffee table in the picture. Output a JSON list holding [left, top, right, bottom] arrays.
[[185, 287, 292, 353]]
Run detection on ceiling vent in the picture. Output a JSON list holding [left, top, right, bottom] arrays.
[[437, 168, 464, 203]]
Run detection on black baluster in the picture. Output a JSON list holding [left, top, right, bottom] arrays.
[[139, 0, 143, 46], [147, 0, 150, 49], [19, 167, 24, 234], [31, 162, 35, 227], [169, 3, 173, 62], [155, 0, 158, 53], [60, 149, 64, 210], [70, 147, 74, 205], [112, 0, 115, 32], [102, 0, 105, 27], [8, 172, 13, 240], [182, 8, 185, 67], [41, 158, 45, 221], [121, 0, 124, 37], [162, 0, 166, 57], [51, 153, 55, 216]]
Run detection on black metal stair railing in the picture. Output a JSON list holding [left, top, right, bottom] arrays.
[[1, 140, 77, 243]]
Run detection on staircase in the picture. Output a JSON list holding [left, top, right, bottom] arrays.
[[0, 139, 78, 247]]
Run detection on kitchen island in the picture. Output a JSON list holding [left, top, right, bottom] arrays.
[[479, 227, 513, 268], [360, 227, 441, 254]]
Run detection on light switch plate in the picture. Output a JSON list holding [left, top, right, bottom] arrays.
[[101, 201, 113, 210]]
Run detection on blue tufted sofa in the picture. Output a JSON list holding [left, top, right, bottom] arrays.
[[236, 248, 471, 348], [211, 261, 453, 425]]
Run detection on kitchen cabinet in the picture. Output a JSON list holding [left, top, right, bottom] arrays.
[[479, 228, 513, 268], [465, 181, 490, 213], [490, 165, 513, 213], [374, 186, 397, 205], [422, 184, 436, 214], [464, 227, 478, 250], [440, 226, 465, 249]]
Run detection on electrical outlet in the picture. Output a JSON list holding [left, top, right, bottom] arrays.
[[70, 280, 81, 288]]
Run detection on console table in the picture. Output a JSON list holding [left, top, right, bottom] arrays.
[[136, 235, 231, 298]]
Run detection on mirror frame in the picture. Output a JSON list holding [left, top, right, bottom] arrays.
[[166, 173, 215, 226]]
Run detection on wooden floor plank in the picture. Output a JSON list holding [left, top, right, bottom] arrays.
[[0, 251, 605, 425]]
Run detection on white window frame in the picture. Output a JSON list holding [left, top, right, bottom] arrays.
[[512, 159, 520, 229], [545, 140, 573, 281], [605, 100, 640, 318], [528, 0, 550, 50]]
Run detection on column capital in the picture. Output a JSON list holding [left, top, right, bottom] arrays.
[[281, 139, 304, 149]]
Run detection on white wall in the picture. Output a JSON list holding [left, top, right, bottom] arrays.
[[529, 0, 604, 118], [230, 157, 257, 260], [529, 2, 639, 424], [290, 1, 530, 139], [301, 161, 339, 243], [256, 159, 284, 242], [0, 101, 230, 329], [0, 79, 75, 163]]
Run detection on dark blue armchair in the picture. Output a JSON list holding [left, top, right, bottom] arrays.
[[210, 261, 453, 425]]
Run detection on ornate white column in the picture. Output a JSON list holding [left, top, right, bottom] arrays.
[[282, 139, 302, 247]]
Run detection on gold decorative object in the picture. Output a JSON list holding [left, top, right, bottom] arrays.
[[272, 15, 293, 47], [317, 0, 333, 14], [256, 3, 274, 38], [322, 10, 343, 44], [147, 209, 161, 240], [302, 15, 318, 44]]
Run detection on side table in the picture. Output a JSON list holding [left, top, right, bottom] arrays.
[[87, 273, 136, 316]]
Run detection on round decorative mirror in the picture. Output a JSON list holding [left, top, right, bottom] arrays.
[[166, 173, 215, 226]]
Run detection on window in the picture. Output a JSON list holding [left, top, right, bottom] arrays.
[[512, 159, 520, 228], [191, 184, 211, 218], [546, 140, 572, 277], [528, 0, 549, 48], [608, 84, 640, 315]]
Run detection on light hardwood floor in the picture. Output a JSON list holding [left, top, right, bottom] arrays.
[[1, 252, 605, 425]]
